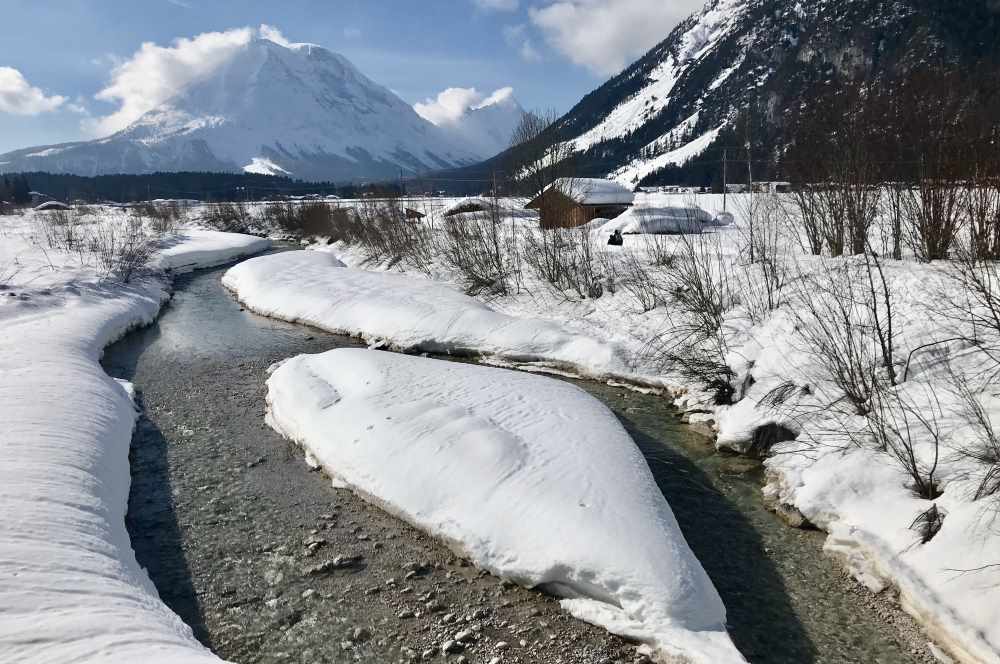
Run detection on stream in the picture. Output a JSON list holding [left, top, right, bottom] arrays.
[[101, 258, 931, 664]]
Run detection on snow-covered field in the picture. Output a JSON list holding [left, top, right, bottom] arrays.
[[0, 209, 267, 663], [266, 349, 745, 663], [221, 191, 1000, 664]]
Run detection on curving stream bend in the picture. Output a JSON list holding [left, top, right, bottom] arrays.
[[101, 258, 933, 664]]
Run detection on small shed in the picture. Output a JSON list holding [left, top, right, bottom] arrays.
[[404, 208, 426, 221], [526, 178, 634, 229]]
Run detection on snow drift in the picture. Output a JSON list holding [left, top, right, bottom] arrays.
[[265, 348, 745, 663], [222, 250, 626, 376], [0, 221, 267, 663]]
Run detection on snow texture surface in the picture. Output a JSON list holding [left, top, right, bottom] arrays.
[[266, 348, 745, 663]]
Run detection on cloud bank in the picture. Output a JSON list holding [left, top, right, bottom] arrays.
[[86, 26, 281, 137], [529, 0, 702, 76], [0, 67, 66, 116], [414, 86, 515, 126]]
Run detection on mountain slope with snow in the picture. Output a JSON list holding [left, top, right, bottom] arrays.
[[551, 0, 999, 186], [446, 0, 999, 190], [0, 38, 481, 182]]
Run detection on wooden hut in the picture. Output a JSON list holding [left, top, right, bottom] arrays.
[[526, 178, 634, 229]]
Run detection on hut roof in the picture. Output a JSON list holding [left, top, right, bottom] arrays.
[[527, 178, 634, 209]]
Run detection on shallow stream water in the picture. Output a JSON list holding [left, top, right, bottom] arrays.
[[102, 258, 929, 664]]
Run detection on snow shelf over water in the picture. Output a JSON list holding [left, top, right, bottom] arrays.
[[266, 348, 746, 663], [222, 250, 626, 377]]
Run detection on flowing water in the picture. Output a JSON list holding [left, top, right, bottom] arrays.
[[102, 258, 931, 664]]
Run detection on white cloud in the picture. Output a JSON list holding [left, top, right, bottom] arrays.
[[86, 25, 303, 137], [0, 67, 66, 115], [503, 24, 541, 63], [529, 0, 702, 76], [414, 86, 515, 126], [473, 0, 519, 10], [259, 24, 292, 48]]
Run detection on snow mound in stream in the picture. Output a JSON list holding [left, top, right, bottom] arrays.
[[265, 348, 745, 663], [222, 250, 626, 377]]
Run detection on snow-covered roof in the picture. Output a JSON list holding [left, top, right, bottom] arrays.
[[544, 178, 634, 206], [442, 197, 494, 216]]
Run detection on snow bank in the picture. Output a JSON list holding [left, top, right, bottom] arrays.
[[222, 250, 626, 377], [1, 216, 266, 663], [153, 229, 271, 273], [266, 348, 745, 663]]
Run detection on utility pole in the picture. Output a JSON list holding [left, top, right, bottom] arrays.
[[746, 101, 754, 195], [722, 148, 728, 213]]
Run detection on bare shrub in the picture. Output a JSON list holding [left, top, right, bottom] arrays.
[[940, 246, 1000, 373], [618, 249, 664, 313], [439, 204, 522, 296], [791, 251, 896, 415], [32, 210, 91, 265], [644, 234, 738, 403], [955, 383, 1000, 504], [89, 216, 159, 282], [507, 108, 575, 200], [865, 383, 943, 500], [642, 233, 676, 268], [203, 202, 253, 233], [134, 202, 181, 235], [264, 201, 343, 238], [352, 200, 434, 271], [735, 193, 789, 324], [524, 226, 603, 299]]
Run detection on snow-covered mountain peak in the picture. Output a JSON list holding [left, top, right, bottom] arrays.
[[0, 34, 484, 181]]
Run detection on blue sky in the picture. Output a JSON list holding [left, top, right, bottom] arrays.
[[0, 0, 701, 153]]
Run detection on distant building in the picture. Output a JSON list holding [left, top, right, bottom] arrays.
[[752, 181, 792, 193], [526, 178, 634, 229]]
